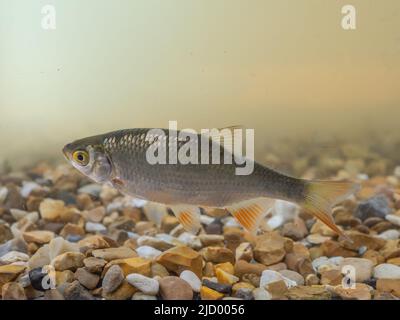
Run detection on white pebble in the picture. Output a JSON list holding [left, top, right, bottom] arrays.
[[127, 273, 159, 295], [253, 287, 272, 300], [132, 292, 157, 300], [178, 232, 202, 250], [0, 186, 9, 204], [200, 215, 214, 225], [378, 229, 400, 240], [20, 181, 41, 198], [386, 214, 400, 227], [9, 209, 29, 221], [260, 270, 297, 289], [85, 222, 106, 233], [0, 251, 29, 264], [373, 264, 400, 280], [180, 270, 201, 292], [135, 246, 162, 259]]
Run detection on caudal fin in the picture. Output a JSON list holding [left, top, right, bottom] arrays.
[[302, 180, 360, 238]]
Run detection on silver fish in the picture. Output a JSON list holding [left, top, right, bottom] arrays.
[[63, 127, 360, 235]]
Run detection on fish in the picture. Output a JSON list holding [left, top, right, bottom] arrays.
[[62, 127, 360, 237]]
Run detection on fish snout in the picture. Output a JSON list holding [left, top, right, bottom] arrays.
[[62, 143, 73, 160]]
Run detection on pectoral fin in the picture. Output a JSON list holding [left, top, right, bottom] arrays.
[[169, 205, 202, 234], [225, 198, 275, 234]]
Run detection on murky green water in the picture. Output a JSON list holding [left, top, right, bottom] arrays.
[[1, 0, 399, 170]]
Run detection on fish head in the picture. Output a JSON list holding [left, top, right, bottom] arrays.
[[63, 135, 112, 183]]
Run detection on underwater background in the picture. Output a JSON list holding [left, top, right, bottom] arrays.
[[1, 0, 400, 173]]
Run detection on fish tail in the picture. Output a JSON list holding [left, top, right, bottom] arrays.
[[300, 180, 360, 239]]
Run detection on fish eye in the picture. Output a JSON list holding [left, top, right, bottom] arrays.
[[72, 150, 89, 166]]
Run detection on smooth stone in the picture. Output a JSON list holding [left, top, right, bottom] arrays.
[[386, 214, 400, 227], [126, 273, 159, 295], [334, 283, 372, 300], [157, 246, 202, 278], [43, 289, 65, 300], [178, 233, 202, 250], [51, 252, 85, 271], [0, 251, 29, 264], [202, 279, 232, 294], [102, 265, 124, 293], [159, 276, 193, 300], [379, 229, 400, 240], [253, 287, 272, 300], [338, 258, 373, 282], [92, 247, 136, 261], [374, 264, 400, 279], [85, 222, 107, 233], [78, 184, 102, 197], [253, 232, 287, 266], [83, 257, 107, 274], [64, 280, 94, 300], [180, 270, 201, 292], [235, 242, 253, 262], [260, 270, 297, 290], [202, 246, 235, 264], [23, 231, 54, 244], [74, 268, 99, 290], [137, 236, 174, 251], [136, 246, 162, 259], [102, 280, 136, 300], [1, 282, 27, 300], [132, 292, 157, 300], [279, 270, 305, 286], [355, 195, 392, 221]]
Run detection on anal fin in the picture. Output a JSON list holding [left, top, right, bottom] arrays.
[[169, 205, 202, 234], [225, 198, 275, 234]]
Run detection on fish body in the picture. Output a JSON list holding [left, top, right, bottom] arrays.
[[63, 128, 360, 236]]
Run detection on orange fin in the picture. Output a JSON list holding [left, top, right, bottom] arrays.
[[170, 205, 201, 234], [225, 198, 275, 234], [302, 180, 360, 240]]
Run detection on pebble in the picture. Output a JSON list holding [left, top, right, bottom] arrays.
[[385, 214, 400, 227], [83, 257, 107, 273], [132, 292, 157, 300], [159, 276, 193, 300], [51, 252, 85, 271], [355, 195, 392, 221], [0, 251, 29, 264], [2, 282, 27, 300], [259, 270, 297, 290], [338, 258, 373, 282], [252, 287, 272, 300], [202, 278, 232, 294], [85, 222, 107, 233], [235, 242, 253, 262], [78, 184, 102, 197], [126, 273, 159, 295], [373, 264, 400, 279], [334, 283, 372, 300], [136, 246, 162, 259], [378, 229, 400, 240], [254, 232, 287, 265], [157, 246, 202, 278], [102, 265, 124, 293], [92, 247, 136, 261], [200, 285, 224, 300], [74, 268, 99, 289], [279, 270, 305, 286], [180, 270, 201, 292], [64, 280, 94, 300]]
